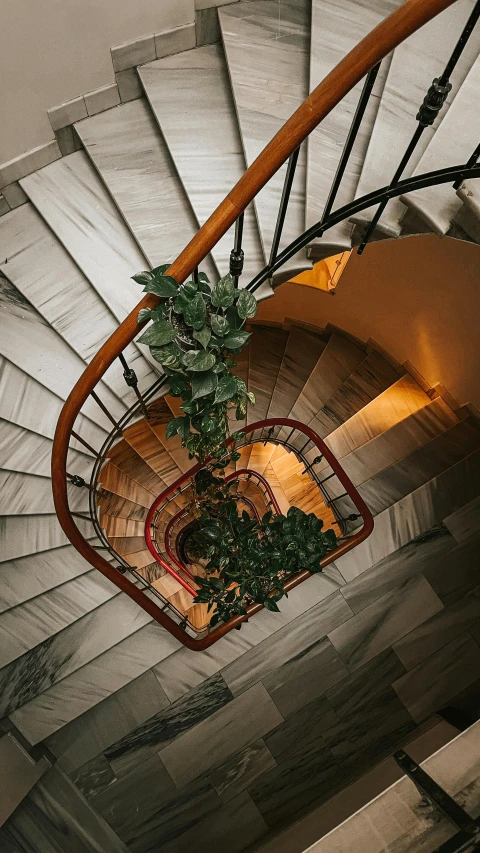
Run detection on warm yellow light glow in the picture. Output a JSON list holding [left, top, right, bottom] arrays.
[[289, 250, 351, 292]]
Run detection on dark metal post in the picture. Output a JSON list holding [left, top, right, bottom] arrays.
[[118, 353, 149, 419], [90, 390, 120, 430], [301, 455, 323, 476], [269, 147, 300, 269], [453, 140, 480, 189], [230, 213, 245, 288], [71, 430, 99, 457]]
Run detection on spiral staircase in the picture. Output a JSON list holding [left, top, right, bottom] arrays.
[[1, 0, 480, 851]]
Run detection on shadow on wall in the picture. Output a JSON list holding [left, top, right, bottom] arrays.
[[259, 234, 480, 411]]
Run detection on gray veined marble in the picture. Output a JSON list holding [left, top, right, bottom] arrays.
[[324, 648, 406, 719], [219, 0, 311, 271], [75, 98, 218, 283], [422, 531, 480, 605], [0, 470, 88, 516], [354, 0, 480, 236], [266, 327, 327, 418], [307, 0, 400, 255], [139, 45, 268, 290], [444, 495, 480, 543], [209, 739, 277, 803], [0, 419, 91, 479], [0, 513, 92, 563]]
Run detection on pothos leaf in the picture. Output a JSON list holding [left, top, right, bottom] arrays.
[[211, 314, 229, 337], [182, 350, 216, 372], [151, 263, 170, 277], [183, 280, 198, 297], [150, 342, 182, 366], [193, 325, 211, 349], [166, 416, 190, 440], [137, 308, 152, 324], [214, 375, 238, 404], [211, 273, 235, 308], [143, 275, 179, 298], [236, 289, 258, 319], [222, 330, 251, 350], [132, 271, 155, 285], [184, 293, 206, 330], [137, 319, 177, 347], [191, 370, 218, 400]]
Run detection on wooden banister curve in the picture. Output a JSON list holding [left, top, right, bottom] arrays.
[[52, 0, 459, 649]]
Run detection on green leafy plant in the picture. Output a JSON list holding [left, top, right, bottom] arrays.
[[189, 505, 337, 626], [135, 265, 257, 463]]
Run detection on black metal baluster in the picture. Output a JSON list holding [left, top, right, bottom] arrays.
[[301, 455, 323, 476], [193, 267, 200, 285], [269, 146, 300, 270], [453, 139, 480, 189], [230, 213, 245, 288], [71, 430, 99, 457], [90, 390, 120, 430], [118, 353, 149, 419], [358, 0, 480, 254]]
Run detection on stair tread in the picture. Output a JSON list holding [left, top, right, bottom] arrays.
[[0, 470, 88, 516], [248, 327, 290, 421], [107, 439, 166, 494], [101, 516, 146, 539], [307, 0, 399, 252], [0, 418, 90, 480], [354, 0, 480, 236], [0, 204, 143, 405], [267, 327, 327, 419], [403, 52, 480, 235], [219, 0, 310, 260], [99, 462, 156, 508], [19, 152, 159, 389], [123, 420, 183, 486], [75, 98, 217, 282], [0, 514, 92, 563], [139, 45, 267, 289], [98, 491, 149, 522]]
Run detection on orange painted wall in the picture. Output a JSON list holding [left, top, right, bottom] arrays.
[[258, 234, 480, 411]]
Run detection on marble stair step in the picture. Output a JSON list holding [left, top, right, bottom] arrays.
[[1, 513, 92, 563], [0, 274, 117, 436], [307, 0, 400, 254], [219, 0, 311, 273], [457, 174, 480, 230], [401, 52, 480, 235], [122, 550, 155, 570], [309, 349, 404, 438], [101, 516, 146, 539], [107, 438, 167, 495], [269, 446, 335, 527], [9, 621, 181, 745], [98, 462, 155, 508], [336, 446, 480, 583], [0, 419, 91, 480], [0, 355, 104, 456], [0, 470, 88, 516], [148, 422, 192, 474], [122, 420, 184, 498], [267, 327, 327, 418], [353, 0, 480, 236], [334, 416, 480, 519], [75, 98, 217, 283], [247, 326, 290, 421], [139, 45, 267, 290], [0, 204, 144, 407], [246, 442, 277, 478], [19, 152, 160, 386], [0, 584, 152, 719], [263, 463, 290, 515], [235, 444, 254, 472], [285, 334, 365, 437], [444, 495, 480, 543], [110, 537, 147, 557], [97, 491, 149, 523]]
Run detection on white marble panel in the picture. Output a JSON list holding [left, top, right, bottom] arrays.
[[0, 470, 88, 516], [84, 84, 121, 116], [336, 447, 480, 582], [444, 495, 480, 543], [0, 356, 104, 455], [115, 68, 143, 103], [1, 182, 28, 209], [0, 203, 147, 403], [354, 0, 480, 235], [47, 97, 87, 131], [307, 0, 399, 253], [401, 53, 480, 234], [154, 23, 197, 57], [0, 141, 61, 188], [10, 623, 181, 744], [111, 35, 156, 73], [219, 0, 310, 262], [139, 44, 266, 284], [0, 514, 92, 563], [0, 419, 91, 479], [75, 99, 217, 282], [0, 274, 120, 430]]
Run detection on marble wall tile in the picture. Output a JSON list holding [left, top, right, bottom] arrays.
[[267, 328, 326, 418], [47, 96, 87, 131], [71, 753, 117, 799], [10, 622, 181, 744], [335, 448, 480, 582], [444, 495, 480, 543], [111, 35, 156, 73], [139, 44, 265, 283], [1, 182, 27, 209], [262, 636, 348, 718], [222, 592, 353, 696], [115, 68, 143, 102], [393, 632, 480, 722], [328, 575, 443, 671], [158, 682, 283, 788], [0, 470, 87, 516], [105, 673, 232, 777], [393, 591, 480, 670], [46, 669, 171, 774], [76, 99, 216, 280], [422, 532, 480, 605], [325, 649, 406, 719], [209, 739, 277, 803], [0, 141, 61, 188], [264, 695, 337, 765], [0, 194, 9, 215], [55, 123, 83, 156], [160, 790, 268, 853], [340, 526, 455, 614], [196, 7, 221, 44], [0, 419, 91, 479], [248, 328, 290, 420], [1, 514, 72, 562], [219, 0, 310, 255], [84, 83, 121, 116], [155, 23, 196, 57]]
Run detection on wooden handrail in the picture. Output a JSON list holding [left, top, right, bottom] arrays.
[[52, 0, 459, 649]]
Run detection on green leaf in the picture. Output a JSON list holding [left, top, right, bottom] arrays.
[[183, 280, 198, 297], [137, 319, 177, 347], [191, 370, 218, 400], [222, 330, 251, 350], [174, 290, 191, 314], [197, 272, 210, 283], [236, 289, 258, 319], [211, 314, 229, 337], [193, 325, 211, 349], [211, 273, 235, 308], [184, 293, 206, 330], [137, 308, 152, 324], [199, 280, 211, 294], [143, 275, 179, 298], [166, 416, 190, 441], [264, 597, 281, 612], [182, 350, 216, 372], [214, 375, 237, 404], [132, 271, 155, 285], [151, 264, 170, 277], [246, 390, 256, 405], [150, 342, 182, 366]]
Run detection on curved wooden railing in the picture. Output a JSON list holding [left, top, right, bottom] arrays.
[[52, 0, 462, 649]]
